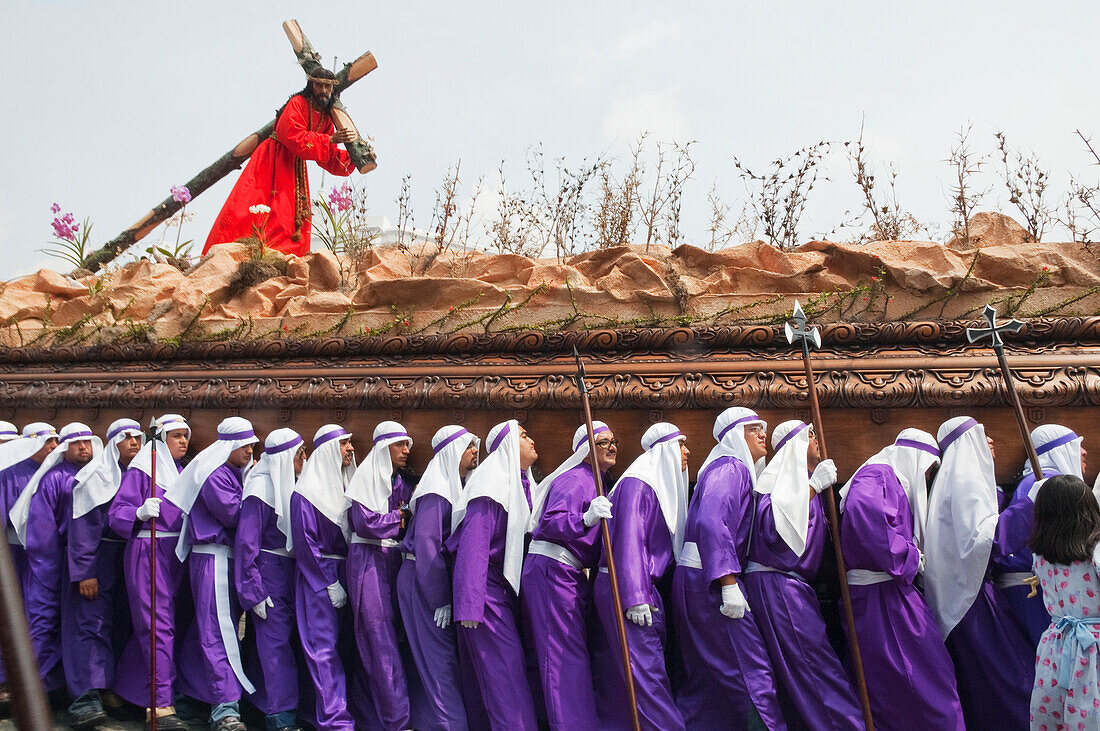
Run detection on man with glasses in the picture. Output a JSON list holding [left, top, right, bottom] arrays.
[[522, 421, 617, 730]]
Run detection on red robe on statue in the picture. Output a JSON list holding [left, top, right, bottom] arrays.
[[204, 94, 355, 257]]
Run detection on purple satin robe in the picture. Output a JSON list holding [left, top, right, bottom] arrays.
[[234, 495, 298, 716], [107, 460, 185, 708], [177, 463, 248, 705], [521, 462, 603, 731], [347, 473, 412, 731], [450, 484, 538, 730], [0, 458, 43, 686], [397, 492, 471, 730], [24, 460, 81, 692], [592, 476, 685, 731], [672, 457, 786, 730], [65, 496, 129, 697], [993, 472, 1052, 645], [290, 492, 355, 730], [840, 463, 965, 730], [741, 491, 863, 730]]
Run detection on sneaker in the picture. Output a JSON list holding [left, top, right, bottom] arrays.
[[69, 705, 109, 730], [212, 716, 247, 731], [146, 713, 191, 730]]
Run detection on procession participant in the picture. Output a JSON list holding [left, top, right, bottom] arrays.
[[449, 419, 541, 729], [167, 417, 259, 731], [0, 421, 19, 443], [592, 422, 690, 731], [838, 428, 965, 730], [396, 425, 480, 731], [993, 424, 1085, 646], [740, 419, 863, 730], [924, 416, 1033, 731], [203, 68, 357, 256], [9, 423, 100, 705], [672, 407, 786, 730], [235, 428, 306, 731], [108, 414, 191, 730], [0, 421, 57, 705], [521, 421, 615, 731], [66, 418, 144, 727], [344, 421, 415, 731], [289, 424, 356, 730]]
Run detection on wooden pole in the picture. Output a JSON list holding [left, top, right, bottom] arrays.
[[149, 429, 158, 730], [995, 348, 1043, 479], [0, 533, 51, 729], [572, 347, 642, 731]]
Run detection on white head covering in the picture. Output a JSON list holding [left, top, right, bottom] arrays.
[[242, 428, 303, 552], [839, 428, 941, 548], [613, 422, 689, 558], [1025, 424, 1083, 487], [0, 421, 19, 442], [127, 414, 191, 510], [166, 416, 258, 561], [10, 422, 101, 547], [72, 418, 144, 519], [754, 419, 814, 557], [0, 422, 58, 479], [452, 420, 537, 593], [528, 421, 610, 531], [698, 407, 766, 489], [345, 421, 413, 513], [409, 425, 479, 514], [924, 416, 999, 637], [292, 424, 356, 543]]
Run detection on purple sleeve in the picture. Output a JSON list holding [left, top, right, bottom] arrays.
[[697, 461, 753, 583], [234, 496, 269, 609], [536, 471, 596, 545], [108, 468, 144, 539], [348, 501, 402, 540], [67, 508, 105, 582], [290, 495, 340, 592], [609, 479, 654, 609], [841, 467, 920, 582], [413, 494, 452, 609], [25, 474, 69, 588], [992, 489, 1035, 563], [452, 497, 497, 623], [200, 468, 242, 529]]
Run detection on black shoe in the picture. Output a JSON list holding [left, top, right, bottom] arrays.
[[147, 713, 191, 730], [69, 705, 109, 730], [0, 682, 10, 718], [212, 716, 247, 731], [273, 726, 305, 731]]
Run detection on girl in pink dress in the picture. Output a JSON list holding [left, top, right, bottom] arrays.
[[1029, 474, 1100, 730]]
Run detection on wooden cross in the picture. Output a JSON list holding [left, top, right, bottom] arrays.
[[81, 20, 378, 272]]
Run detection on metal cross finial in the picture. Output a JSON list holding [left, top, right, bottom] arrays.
[[966, 304, 1024, 351], [784, 300, 822, 352]]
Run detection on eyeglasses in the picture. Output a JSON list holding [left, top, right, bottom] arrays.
[[594, 439, 619, 450], [745, 425, 765, 435]]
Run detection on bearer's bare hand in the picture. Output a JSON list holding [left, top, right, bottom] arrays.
[[79, 578, 99, 600]]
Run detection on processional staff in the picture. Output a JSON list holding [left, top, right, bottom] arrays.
[[573, 347, 643, 731], [965, 304, 1044, 479], [148, 418, 159, 731], [784, 302, 875, 731]]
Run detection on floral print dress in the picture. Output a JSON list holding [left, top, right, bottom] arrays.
[[1032, 551, 1100, 730]]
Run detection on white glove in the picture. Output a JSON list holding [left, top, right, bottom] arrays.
[[251, 597, 274, 620], [720, 583, 749, 619], [809, 459, 837, 494], [583, 496, 613, 527], [917, 550, 926, 575], [326, 581, 347, 609], [136, 497, 162, 521], [626, 603, 653, 627], [459, 620, 479, 629], [434, 605, 453, 629]]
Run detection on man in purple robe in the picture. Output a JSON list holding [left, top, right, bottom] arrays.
[[924, 416, 1033, 731], [741, 419, 863, 730], [993, 423, 1085, 646], [672, 407, 787, 730], [235, 428, 306, 731], [9, 423, 97, 709], [593, 422, 689, 731], [344, 421, 415, 730], [839, 428, 965, 730], [290, 424, 356, 730], [0, 419, 29, 710], [108, 414, 191, 730], [65, 418, 144, 727], [167, 416, 259, 731], [397, 425, 480, 731], [449, 419, 540, 729], [521, 420, 615, 731]]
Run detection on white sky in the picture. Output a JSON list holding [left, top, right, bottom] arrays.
[[3, 1, 1099, 277]]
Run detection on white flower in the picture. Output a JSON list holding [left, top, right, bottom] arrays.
[[249, 204, 271, 215]]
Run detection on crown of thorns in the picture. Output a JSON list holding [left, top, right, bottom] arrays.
[[308, 75, 337, 84]]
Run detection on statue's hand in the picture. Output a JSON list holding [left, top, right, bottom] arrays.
[[330, 128, 358, 145]]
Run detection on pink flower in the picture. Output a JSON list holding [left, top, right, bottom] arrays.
[[170, 185, 192, 204], [327, 183, 353, 213], [50, 202, 61, 214]]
